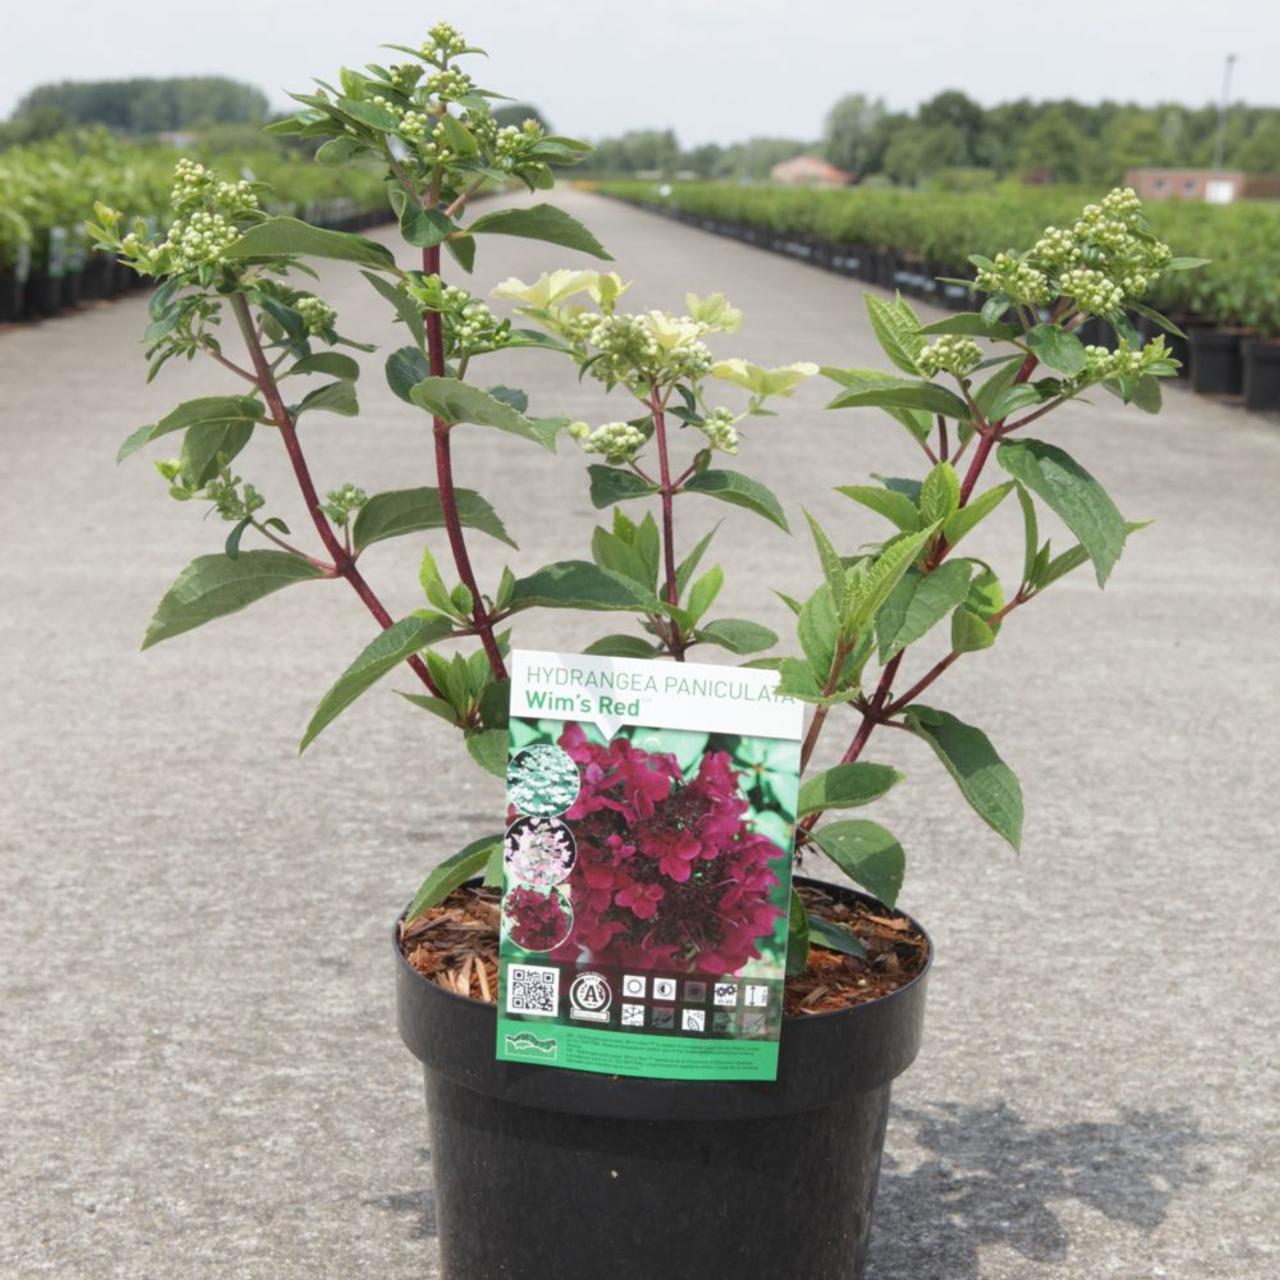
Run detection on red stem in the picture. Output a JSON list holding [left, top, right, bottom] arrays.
[[650, 382, 685, 661], [422, 243, 508, 681], [230, 294, 441, 697]]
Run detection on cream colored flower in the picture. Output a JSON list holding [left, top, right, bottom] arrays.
[[709, 359, 819, 397], [685, 291, 742, 333], [491, 269, 598, 309], [639, 311, 703, 350], [587, 271, 631, 309]]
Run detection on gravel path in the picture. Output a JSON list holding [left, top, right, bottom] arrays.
[[3, 189, 1277, 1279]]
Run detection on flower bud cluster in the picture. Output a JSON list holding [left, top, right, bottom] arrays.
[[567, 420, 648, 464], [322, 483, 368, 526], [917, 334, 982, 378], [1030, 225, 1080, 270], [422, 21, 466, 60], [699, 406, 740, 454], [426, 67, 473, 100], [1081, 335, 1174, 381], [170, 158, 259, 219], [295, 294, 336, 336], [975, 252, 1053, 306], [1059, 268, 1125, 316]]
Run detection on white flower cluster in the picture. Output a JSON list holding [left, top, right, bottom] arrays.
[[1060, 267, 1125, 316], [436, 283, 509, 354], [567, 420, 648, 463], [699, 406, 740, 454], [917, 335, 983, 378], [170, 158, 259, 219], [161, 209, 241, 272], [295, 294, 336, 335], [975, 252, 1053, 305]]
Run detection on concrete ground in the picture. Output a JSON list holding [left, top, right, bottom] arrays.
[[2, 189, 1278, 1279]]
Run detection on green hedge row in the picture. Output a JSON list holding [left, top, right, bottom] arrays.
[[592, 180, 1280, 335], [0, 131, 389, 277]]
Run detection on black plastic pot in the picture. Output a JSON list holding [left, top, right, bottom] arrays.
[[80, 253, 112, 301], [1190, 326, 1246, 396], [397, 877, 930, 1280], [1243, 339, 1280, 411], [0, 267, 22, 323], [22, 270, 61, 318], [60, 267, 83, 309]]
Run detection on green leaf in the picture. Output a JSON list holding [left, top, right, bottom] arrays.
[[587, 464, 657, 508], [845, 524, 939, 635], [974, 356, 1025, 421], [143, 551, 325, 649], [806, 913, 868, 961], [465, 728, 508, 778], [989, 381, 1052, 422], [583, 634, 661, 658], [445, 233, 476, 274], [1015, 483, 1039, 585], [874, 560, 973, 661], [797, 762, 903, 818], [1167, 256, 1211, 271], [683, 469, 789, 532], [797, 584, 840, 675], [920, 461, 961, 525], [836, 485, 920, 533], [996, 439, 1126, 586], [786, 893, 810, 978], [828, 379, 971, 421], [336, 95, 399, 130], [865, 293, 924, 375], [509, 561, 658, 612], [696, 619, 778, 654], [296, 380, 358, 418], [179, 421, 253, 487], [918, 313, 1019, 340], [686, 566, 723, 623], [821, 366, 932, 443], [119, 395, 263, 462], [1025, 323, 1087, 376], [942, 480, 1015, 549], [286, 352, 361, 380], [400, 206, 454, 248], [362, 270, 425, 348], [811, 820, 906, 906], [675, 526, 719, 599], [385, 346, 431, 403], [468, 203, 612, 260], [225, 217, 396, 270], [487, 385, 529, 413], [301, 614, 455, 751], [409, 377, 558, 449], [405, 834, 502, 922], [1127, 300, 1187, 340], [353, 487, 516, 551], [903, 704, 1022, 850], [951, 607, 995, 653]]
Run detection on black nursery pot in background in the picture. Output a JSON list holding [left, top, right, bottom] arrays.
[[396, 878, 930, 1280], [1243, 339, 1280, 412], [0, 268, 23, 323], [1190, 326, 1246, 396]]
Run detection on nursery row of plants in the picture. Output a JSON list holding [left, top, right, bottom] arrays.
[[591, 180, 1280, 411], [0, 133, 390, 324]]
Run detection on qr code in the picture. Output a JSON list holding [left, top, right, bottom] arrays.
[[506, 964, 560, 1017]]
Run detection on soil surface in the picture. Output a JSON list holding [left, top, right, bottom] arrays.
[[399, 881, 929, 1017]]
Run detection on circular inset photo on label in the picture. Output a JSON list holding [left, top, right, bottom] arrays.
[[504, 815, 577, 887], [506, 743, 581, 817], [502, 884, 574, 953]]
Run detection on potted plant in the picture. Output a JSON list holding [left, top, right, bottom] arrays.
[[91, 25, 1201, 1280]]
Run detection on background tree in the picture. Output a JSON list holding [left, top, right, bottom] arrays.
[[823, 93, 891, 175]]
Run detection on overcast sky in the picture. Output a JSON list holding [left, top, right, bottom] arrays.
[[2, 0, 1276, 144]]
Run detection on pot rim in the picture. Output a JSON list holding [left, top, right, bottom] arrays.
[[394, 873, 933, 1024]]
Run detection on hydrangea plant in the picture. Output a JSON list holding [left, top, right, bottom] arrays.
[[92, 23, 1202, 971]]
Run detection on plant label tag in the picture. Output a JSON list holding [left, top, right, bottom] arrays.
[[495, 649, 803, 1082]]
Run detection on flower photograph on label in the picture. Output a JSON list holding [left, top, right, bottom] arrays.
[[507, 718, 798, 976], [506, 743, 581, 817], [502, 884, 574, 953], [504, 815, 577, 887]]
